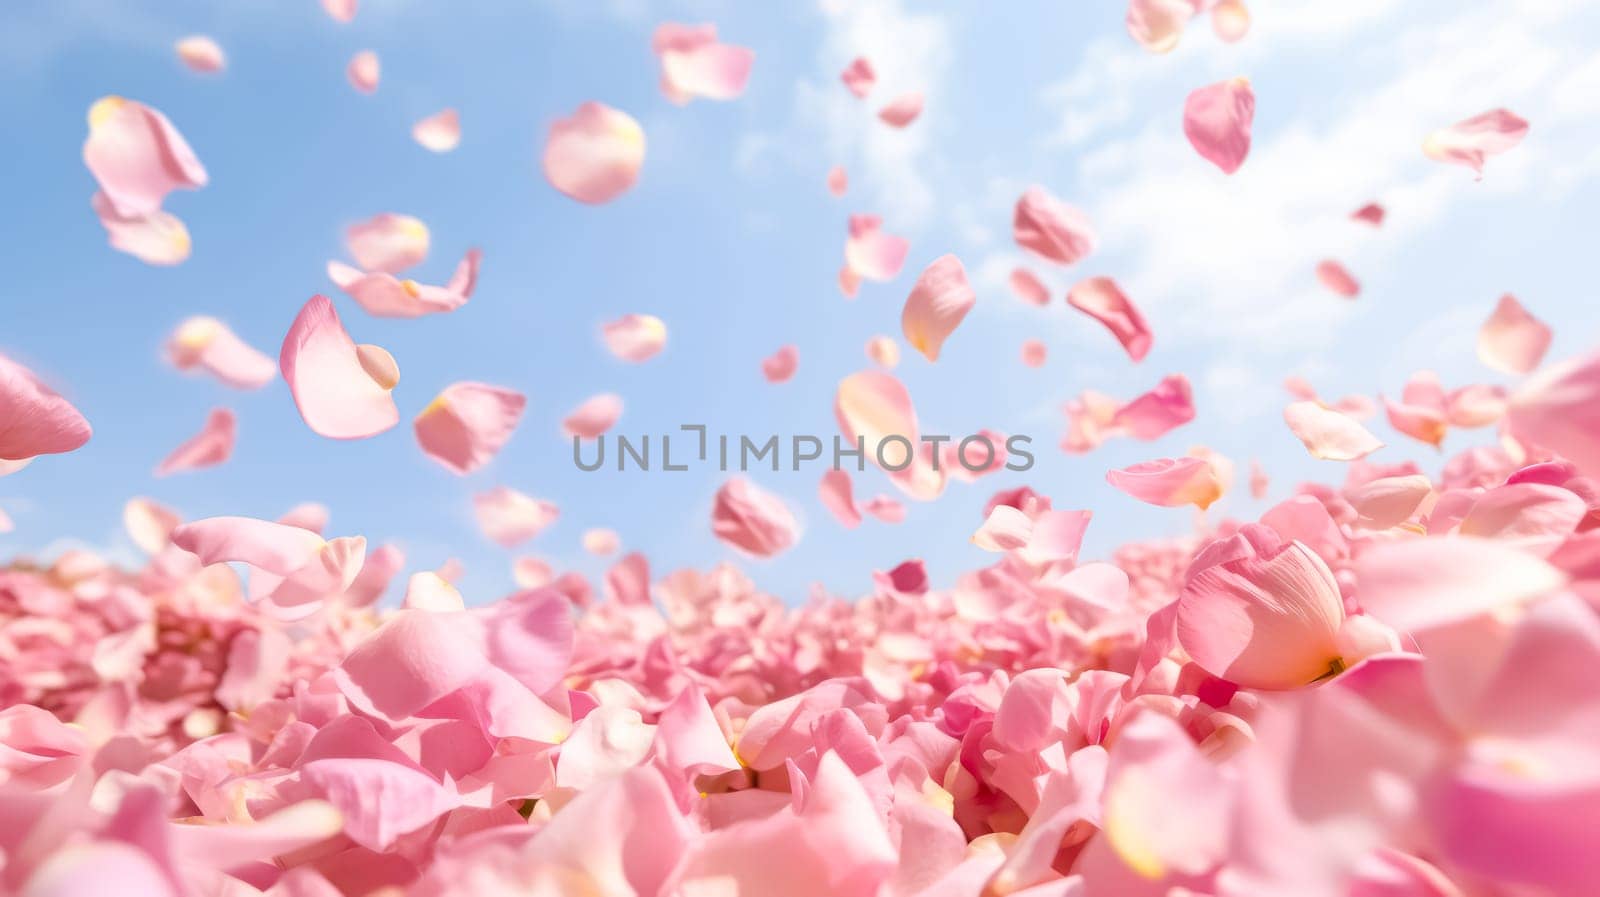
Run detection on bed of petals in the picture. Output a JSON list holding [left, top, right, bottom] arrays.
[[5, 420, 1600, 896]]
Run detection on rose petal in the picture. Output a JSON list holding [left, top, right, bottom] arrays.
[[711, 477, 798, 558], [155, 408, 235, 476], [347, 50, 380, 93], [840, 57, 876, 98], [1067, 276, 1153, 361], [1423, 108, 1529, 175], [601, 314, 668, 363], [878, 92, 924, 128], [0, 352, 93, 461], [1477, 294, 1551, 376], [1316, 260, 1361, 298], [412, 108, 460, 153], [1014, 186, 1097, 265], [83, 96, 207, 217], [175, 36, 225, 74], [279, 296, 400, 439], [543, 102, 646, 204], [901, 254, 975, 362], [1284, 401, 1384, 461], [1106, 456, 1223, 509], [414, 382, 527, 474], [1183, 77, 1255, 174], [474, 487, 559, 547], [762, 345, 800, 383], [561, 393, 623, 440], [166, 316, 275, 389]]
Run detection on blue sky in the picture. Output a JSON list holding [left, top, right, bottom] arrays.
[[3, 0, 1599, 606]]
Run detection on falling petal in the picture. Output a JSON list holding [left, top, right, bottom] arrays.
[[543, 102, 646, 204], [761, 345, 799, 383], [279, 296, 400, 439], [840, 57, 876, 98], [878, 92, 924, 128], [175, 36, 225, 74], [347, 50, 380, 93], [1284, 401, 1384, 461], [1183, 78, 1255, 175], [1477, 294, 1551, 376], [155, 408, 235, 476], [1423, 108, 1529, 175], [901, 254, 976, 362], [602, 314, 668, 363], [562, 393, 624, 440], [414, 382, 527, 474], [412, 108, 461, 153], [1014, 186, 1097, 265]]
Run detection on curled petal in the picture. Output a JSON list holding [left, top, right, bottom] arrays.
[[1284, 401, 1384, 461], [878, 92, 924, 128], [711, 477, 798, 558], [1507, 350, 1600, 478], [345, 212, 428, 274], [175, 36, 225, 73], [840, 57, 875, 98], [83, 96, 207, 217], [1106, 456, 1223, 509], [166, 316, 275, 389], [155, 407, 235, 476], [901, 254, 975, 362], [0, 353, 93, 461], [1014, 186, 1097, 265], [279, 296, 400, 439], [1068, 276, 1152, 361]]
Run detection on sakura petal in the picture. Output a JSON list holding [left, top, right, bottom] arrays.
[[1126, 0, 1194, 53], [1316, 260, 1361, 298], [1423, 108, 1529, 175], [1351, 202, 1385, 226], [322, 0, 357, 22], [711, 477, 798, 558], [1106, 456, 1223, 509], [123, 497, 181, 554], [583, 528, 621, 556], [1355, 536, 1566, 631], [561, 393, 623, 440], [0, 353, 92, 461], [1507, 350, 1600, 478], [279, 296, 400, 439], [414, 382, 527, 474], [1211, 0, 1250, 42], [866, 335, 900, 369], [1183, 77, 1255, 175], [1013, 186, 1097, 265], [345, 213, 429, 273], [827, 165, 848, 197], [845, 217, 910, 282], [1477, 294, 1551, 375], [819, 469, 862, 528], [91, 192, 191, 265], [1284, 401, 1384, 461], [473, 486, 558, 547], [601, 314, 668, 363], [1068, 276, 1152, 361], [347, 50, 380, 93], [154, 407, 235, 476], [761, 345, 800, 383], [166, 316, 275, 389], [412, 108, 460, 152], [841, 56, 876, 98], [1021, 340, 1048, 367], [654, 24, 754, 104], [1010, 268, 1050, 306], [543, 101, 646, 204], [878, 92, 924, 128], [83, 96, 207, 217], [901, 254, 975, 362], [175, 36, 225, 74]]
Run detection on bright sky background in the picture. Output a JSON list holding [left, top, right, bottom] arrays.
[[3, 0, 1599, 607]]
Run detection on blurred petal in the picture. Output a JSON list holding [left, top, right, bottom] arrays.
[[124, 497, 181, 554], [602, 314, 668, 363], [412, 108, 460, 152], [845, 216, 910, 282], [653, 23, 754, 104], [1183, 77, 1254, 174], [1211, 0, 1251, 42], [901, 254, 976, 362], [1068, 276, 1153, 361], [879, 92, 924, 128], [0, 352, 93, 461], [866, 335, 900, 369], [345, 212, 428, 274], [155, 407, 235, 476], [762, 345, 800, 383], [819, 469, 862, 528], [1010, 268, 1050, 306], [1021, 340, 1048, 367], [322, 0, 357, 22], [174, 36, 225, 73], [1316, 260, 1361, 298], [1423, 108, 1529, 174], [561, 393, 623, 440], [827, 165, 848, 196], [583, 528, 620, 555], [1106, 457, 1223, 509], [474, 486, 558, 547], [1477, 294, 1551, 375], [711, 477, 799, 558], [91, 192, 191, 265], [1284, 401, 1384, 461], [414, 382, 527, 474], [841, 56, 876, 97], [347, 50, 380, 93], [166, 316, 275, 389], [543, 102, 646, 204], [1014, 186, 1097, 265], [1126, 0, 1194, 53], [1351, 202, 1386, 226]]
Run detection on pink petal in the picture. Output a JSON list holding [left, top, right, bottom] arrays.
[[1507, 350, 1600, 478], [1458, 482, 1587, 550], [321, 0, 357, 22], [835, 370, 944, 500], [1106, 456, 1224, 509], [1183, 77, 1255, 174], [901, 254, 976, 362], [0, 353, 92, 461], [1423, 108, 1529, 174], [1477, 294, 1551, 375], [711, 477, 799, 558], [1111, 373, 1195, 439], [414, 382, 527, 474], [174, 36, 225, 73], [279, 295, 400, 439], [277, 501, 329, 533], [654, 23, 754, 104], [762, 345, 800, 383], [865, 335, 900, 369], [601, 314, 668, 363], [1351, 202, 1385, 226], [1211, 0, 1251, 42], [412, 108, 460, 153], [973, 505, 1034, 552], [91, 191, 191, 265], [334, 608, 487, 722], [862, 495, 905, 524], [83, 96, 207, 217], [166, 316, 275, 388], [561, 392, 623, 440], [1354, 536, 1566, 631], [1316, 260, 1361, 298], [154, 407, 235, 476], [473, 486, 558, 547], [1250, 459, 1270, 499], [1013, 186, 1098, 265], [171, 515, 327, 576], [1178, 526, 1347, 689], [827, 165, 848, 197], [1021, 339, 1048, 367], [1009, 268, 1050, 306], [878, 92, 924, 128], [1126, 0, 1195, 53], [299, 758, 459, 852], [1284, 400, 1385, 461], [1382, 394, 1448, 448], [841, 57, 876, 98], [1067, 276, 1153, 361], [819, 469, 862, 528], [327, 250, 480, 318], [1345, 474, 1433, 529], [839, 264, 862, 298], [844, 216, 910, 282], [543, 101, 646, 204], [123, 497, 181, 554], [347, 50, 380, 93], [1445, 383, 1507, 428], [583, 527, 620, 555], [344, 212, 428, 273]]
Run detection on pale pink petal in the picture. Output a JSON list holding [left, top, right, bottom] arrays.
[[762, 345, 800, 383], [154, 407, 235, 476], [711, 477, 798, 558], [836, 369, 920, 469], [91, 191, 191, 265], [1111, 373, 1195, 439], [1211, 0, 1251, 41], [1354, 536, 1566, 631], [543, 101, 646, 204], [402, 571, 464, 612], [839, 264, 862, 298], [1284, 400, 1384, 461], [583, 528, 621, 555], [327, 250, 480, 318], [865, 336, 900, 369], [171, 515, 326, 576], [0, 507, 13, 533], [414, 382, 527, 474], [1382, 394, 1448, 448], [1068, 276, 1153, 361], [1250, 459, 1270, 499], [1477, 294, 1551, 375], [512, 556, 553, 588], [1423, 108, 1529, 174], [1507, 350, 1600, 478], [602, 314, 668, 363], [844, 216, 910, 282], [83, 96, 207, 217], [1178, 526, 1347, 689], [561, 393, 623, 440], [1457, 482, 1586, 550], [174, 36, 225, 74], [1345, 474, 1433, 530], [333, 609, 487, 721], [654, 24, 754, 104], [1106, 456, 1224, 509], [1445, 383, 1507, 428], [862, 495, 905, 524], [412, 108, 460, 152], [841, 56, 876, 98], [1183, 77, 1255, 174], [347, 50, 380, 93], [277, 501, 328, 533], [1316, 260, 1361, 298], [827, 165, 848, 197], [473, 486, 558, 547], [901, 254, 976, 362], [973, 505, 1033, 552], [279, 295, 400, 439], [1009, 268, 1050, 306], [1021, 340, 1048, 367], [123, 497, 181, 554], [1126, 0, 1195, 53], [819, 469, 862, 528], [1013, 186, 1098, 265], [345, 212, 428, 273], [166, 316, 275, 389], [0, 353, 93, 461], [322, 0, 357, 22], [1351, 202, 1385, 226], [878, 92, 924, 128]]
